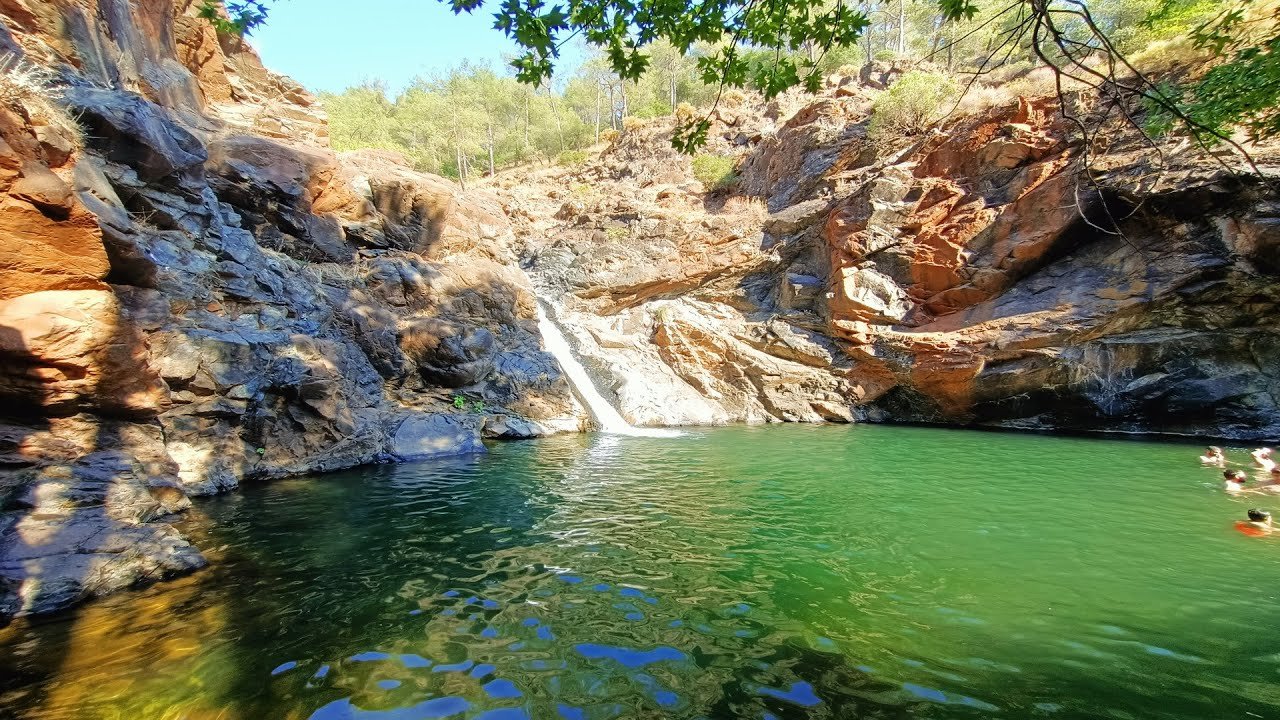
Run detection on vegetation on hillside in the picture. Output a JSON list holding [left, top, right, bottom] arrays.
[[691, 154, 739, 191], [210, 0, 1280, 171], [320, 66, 590, 185], [868, 71, 961, 146]]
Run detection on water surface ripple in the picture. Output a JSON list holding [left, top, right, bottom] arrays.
[[3, 424, 1280, 719]]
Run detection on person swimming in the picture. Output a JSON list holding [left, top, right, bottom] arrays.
[[1252, 448, 1276, 473], [1225, 469, 1250, 494], [1201, 446, 1227, 467], [1246, 508, 1274, 533]]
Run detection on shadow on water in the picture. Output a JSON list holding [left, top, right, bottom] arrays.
[[191, 448, 559, 718]]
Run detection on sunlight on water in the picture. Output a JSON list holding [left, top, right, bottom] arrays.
[[3, 424, 1280, 719]]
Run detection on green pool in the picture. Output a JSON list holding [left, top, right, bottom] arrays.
[[2, 425, 1278, 719]]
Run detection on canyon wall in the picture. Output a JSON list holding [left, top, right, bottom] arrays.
[[1, 2, 1277, 620], [507, 88, 1280, 440]]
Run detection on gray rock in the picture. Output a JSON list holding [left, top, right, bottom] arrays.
[[389, 413, 486, 460], [765, 199, 830, 235], [63, 87, 207, 185], [483, 414, 555, 438]]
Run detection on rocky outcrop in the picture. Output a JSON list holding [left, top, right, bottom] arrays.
[[816, 99, 1280, 438], [505, 126, 861, 426], [505, 82, 1279, 439], [0, 1, 583, 619]]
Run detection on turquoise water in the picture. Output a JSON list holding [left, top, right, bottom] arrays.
[[3, 424, 1280, 719]]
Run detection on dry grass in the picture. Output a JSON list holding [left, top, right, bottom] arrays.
[[721, 195, 769, 228], [0, 53, 83, 146], [954, 83, 1018, 116], [719, 89, 748, 109], [1129, 38, 1215, 74], [0, 53, 55, 109]]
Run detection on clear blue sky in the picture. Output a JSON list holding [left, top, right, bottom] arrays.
[[249, 0, 584, 96]]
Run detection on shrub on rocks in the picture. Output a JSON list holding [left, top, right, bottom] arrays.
[[868, 70, 960, 147], [691, 153, 739, 192]]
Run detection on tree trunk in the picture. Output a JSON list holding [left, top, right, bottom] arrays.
[[897, 0, 906, 55], [946, 23, 954, 71], [669, 62, 677, 112], [455, 142, 466, 190], [619, 83, 629, 122], [547, 85, 566, 152], [608, 84, 617, 129], [487, 120, 495, 177], [594, 80, 602, 142], [523, 93, 531, 152]]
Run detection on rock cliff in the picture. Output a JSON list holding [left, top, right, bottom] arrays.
[[1, 2, 1277, 620], [0, 0, 582, 618], [503, 86, 1280, 439]]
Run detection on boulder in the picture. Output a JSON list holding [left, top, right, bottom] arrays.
[[389, 413, 485, 460], [63, 87, 207, 185]]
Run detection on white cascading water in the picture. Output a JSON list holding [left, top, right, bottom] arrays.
[[536, 304, 681, 438]]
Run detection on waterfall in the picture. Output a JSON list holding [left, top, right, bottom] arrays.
[[536, 303, 681, 438]]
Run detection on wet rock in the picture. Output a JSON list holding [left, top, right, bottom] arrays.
[[0, 511, 206, 618], [483, 414, 556, 438], [0, 414, 205, 617]]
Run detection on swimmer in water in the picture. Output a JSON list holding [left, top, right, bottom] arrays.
[[1246, 508, 1274, 534], [1201, 446, 1227, 467], [1225, 469, 1250, 494], [1252, 448, 1276, 473]]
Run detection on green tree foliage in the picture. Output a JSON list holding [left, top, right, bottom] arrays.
[[198, 0, 269, 34], [1143, 0, 1280, 145], [206, 0, 1280, 160], [321, 64, 589, 183]]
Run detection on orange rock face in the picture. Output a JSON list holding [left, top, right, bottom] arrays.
[[823, 97, 1073, 330], [0, 289, 169, 417], [0, 105, 110, 300]]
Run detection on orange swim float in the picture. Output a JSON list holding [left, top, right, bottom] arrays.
[[1235, 521, 1268, 537]]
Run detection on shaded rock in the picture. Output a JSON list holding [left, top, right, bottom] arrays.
[[401, 319, 496, 388], [389, 413, 485, 460], [0, 414, 204, 617], [0, 511, 205, 618]]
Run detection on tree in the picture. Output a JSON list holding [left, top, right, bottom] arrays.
[[207, 0, 1278, 162]]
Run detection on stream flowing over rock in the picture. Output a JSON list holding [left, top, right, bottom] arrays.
[[0, 2, 1277, 618]]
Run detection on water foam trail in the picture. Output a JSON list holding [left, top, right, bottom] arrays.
[[535, 303, 682, 438]]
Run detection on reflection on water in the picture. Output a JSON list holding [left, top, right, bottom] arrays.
[[3, 425, 1280, 719]]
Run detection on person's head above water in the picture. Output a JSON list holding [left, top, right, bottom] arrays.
[[1249, 509, 1272, 523], [1207, 446, 1223, 455], [1226, 470, 1247, 482], [1256, 448, 1274, 458]]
